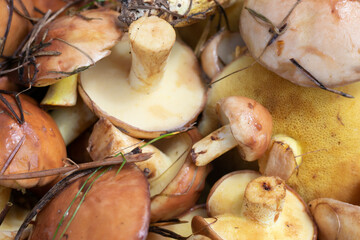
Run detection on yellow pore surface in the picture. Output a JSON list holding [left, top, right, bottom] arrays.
[[201, 55, 360, 204]]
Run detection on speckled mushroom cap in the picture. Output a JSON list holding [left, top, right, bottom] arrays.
[[240, 0, 360, 87]]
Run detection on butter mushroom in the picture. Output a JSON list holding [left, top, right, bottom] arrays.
[[79, 16, 206, 139], [191, 96, 272, 166], [87, 118, 211, 222], [192, 171, 317, 239], [0, 94, 66, 188], [309, 198, 360, 240], [30, 8, 122, 87], [240, 0, 360, 87], [29, 163, 150, 240]]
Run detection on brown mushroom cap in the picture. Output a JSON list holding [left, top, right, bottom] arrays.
[[309, 198, 360, 240], [29, 163, 150, 240], [217, 96, 273, 161], [0, 94, 66, 188], [0, 0, 33, 61], [31, 8, 122, 86], [240, 0, 360, 87]]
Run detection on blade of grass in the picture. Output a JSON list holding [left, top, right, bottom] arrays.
[[52, 166, 103, 240]]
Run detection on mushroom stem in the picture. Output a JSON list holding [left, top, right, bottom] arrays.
[[128, 16, 176, 92], [241, 176, 286, 225], [191, 124, 238, 166]]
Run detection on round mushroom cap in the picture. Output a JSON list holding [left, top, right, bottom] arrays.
[[29, 163, 150, 240], [194, 171, 316, 240], [31, 8, 122, 87], [216, 96, 272, 161], [240, 0, 360, 87], [0, 94, 66, 188]]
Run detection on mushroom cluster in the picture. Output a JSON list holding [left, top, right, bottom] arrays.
[[2, 0, 360, 239]]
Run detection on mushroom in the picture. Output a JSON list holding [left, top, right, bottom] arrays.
[[240, 0, 360, 87], [201, 30, 245, 79], [0, 0, 33, 61], [198, 54, 360, 204], [309, 198, 360, 240], [258, 134, 302, 181], [0, 94, 66, 188], [88, 118, 211, 222], [40, 74, 78, 108], [0, 186, 31, 239], [147, 205, 207, 240], [79, 16, 206, 139], [192, 171, 317, 239], [192, 96, 272, 166], [29, 163, 151, 240], [30, 8, 122, 87], [50, 97, 97, 145]]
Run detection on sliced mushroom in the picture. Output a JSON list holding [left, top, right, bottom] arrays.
[[30, 8, 122, 86], [0, 94, 66, 188], [201, 30, 245, 79], [79, 16, 206, 139], [240, 0, 360, 87], [258, 134, 302, 181], [309, 198, 360, 240], [29, 163, 150, 240], [88, 118, 211, 222], [192, 96, 272, 166], [192, 171, 317, 239]]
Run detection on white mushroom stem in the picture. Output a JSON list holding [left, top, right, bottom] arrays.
[[191, 124, 237, 166], [241, 176, 286, 225], [128, 16, 176, 91], [192, 96, 272, 166]]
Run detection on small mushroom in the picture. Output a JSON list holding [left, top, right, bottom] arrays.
[[240, 0, 360, 87], [30, 8, 123, 86], [192, 171, 317, 239], [192, 96, 272, 166], [87, 118, 211, 222], [201, 30, 245, 79], [0, 94, 66, 188], [79, 16, 206, 139], [29, 163, 151, 240], [309, 198, 360, 240], [258, 134, 302, 181]]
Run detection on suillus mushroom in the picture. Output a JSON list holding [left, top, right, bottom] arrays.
[[79, 16, 206, 139], [88, 118, 211, 222], [192, 171, 317, 239], [309, 198, 360, 240], [29, 163, 151, 240], [240, 0, 360, 87], [30, 8, 122, 87], [192, 96, 272, 166], [0, 94, 66, 188], [198, 54, 360, 204], [0, 0, 33, 61], [258, 134, 302, 181], [201, 30, 245, 79]]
